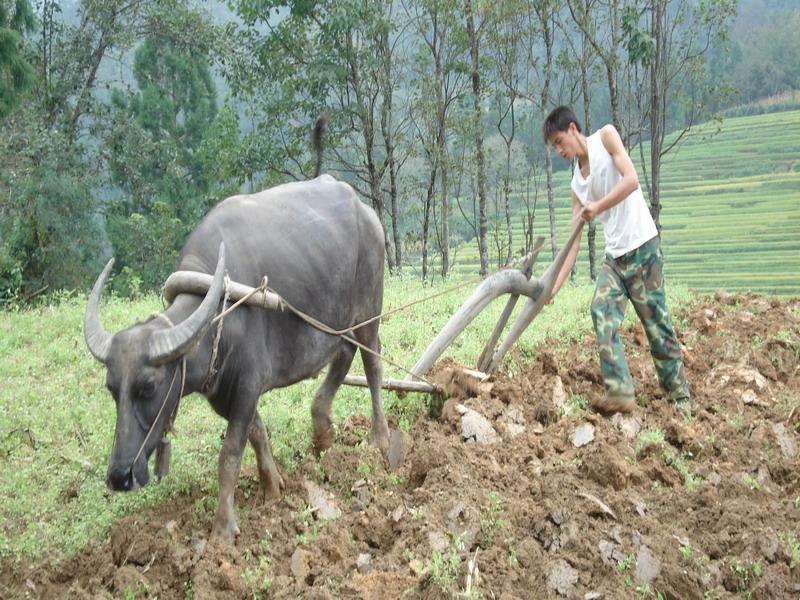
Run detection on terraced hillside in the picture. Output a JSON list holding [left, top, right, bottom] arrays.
[[439, 110, 800, 296]]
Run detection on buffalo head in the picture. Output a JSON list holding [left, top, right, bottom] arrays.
[[84, 245, 226, 491]]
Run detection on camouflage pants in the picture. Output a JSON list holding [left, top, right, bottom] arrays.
[[591, 236, 690, 401]]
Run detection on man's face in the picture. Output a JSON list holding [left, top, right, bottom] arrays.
[[548, 122, 580, 161]]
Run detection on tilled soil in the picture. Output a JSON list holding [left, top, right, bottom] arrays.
[[2, 293, 799, 599]]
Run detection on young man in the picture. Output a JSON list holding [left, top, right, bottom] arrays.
[[542, 105, 690, 415]]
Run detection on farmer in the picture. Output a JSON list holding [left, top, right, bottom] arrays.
[[542, 105, 691, 415]]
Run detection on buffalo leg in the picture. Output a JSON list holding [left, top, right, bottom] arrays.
[[311, 343, 356, 455], [211, 403, 254, 544], [356, 325, 390, 452], [249, 411, 284, 502]]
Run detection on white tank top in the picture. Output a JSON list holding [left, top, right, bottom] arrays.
[[570, 128, 658, 258]]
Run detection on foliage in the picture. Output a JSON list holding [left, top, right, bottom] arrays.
[[0, 0, 797, 301], [0, 0, 225, 303], [103, 22, 230, 289], [729, 10, 800, 103], [106, 201, 184, 293], [0, 0, 35, 118], [0, 111, 104, 304]]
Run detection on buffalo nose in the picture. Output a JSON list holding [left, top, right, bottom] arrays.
[[106, 465, 135, 491]]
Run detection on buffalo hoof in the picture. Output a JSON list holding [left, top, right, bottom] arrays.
[[210, 519, 240, 546], [312, 427, 335, 457], [258, 474, 284, 504], [372, 420, 390, 453]]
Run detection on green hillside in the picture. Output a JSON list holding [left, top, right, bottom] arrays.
[[440, 110, 800, 297]]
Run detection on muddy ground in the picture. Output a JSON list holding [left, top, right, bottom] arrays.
[[2, 293, 799, 599]]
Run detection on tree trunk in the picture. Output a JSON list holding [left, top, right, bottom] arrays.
[[440, 152, 449, 278], [504, 153, 513, 266], [379, 26, 402, 271], [422, 165, 436, 281], [431, 14, 450, 277], [545, 147, 557, 260], [348, 33, 395, 271], [466, 0, 489, 277], [648, 0, 666, 231], [578, 9, 597, 282]]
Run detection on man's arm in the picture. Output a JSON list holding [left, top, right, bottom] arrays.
[[580, 124, 640, 222], [550, 191, 583, 299]]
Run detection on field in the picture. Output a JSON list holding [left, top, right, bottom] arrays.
[[0, 111, 799, 599], [1, 275, 799, 599], [441, 110, 800, 297]]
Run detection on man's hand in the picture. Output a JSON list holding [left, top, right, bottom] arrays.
[[580, 204, 597, 222]]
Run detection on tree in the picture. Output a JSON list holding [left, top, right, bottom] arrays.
[[229, 0, 411, 272], [105, 32, 220, 289], [486, 0, 536, 268], [464, 0, 489, 276], [405, 0, 469, 280], [559, 0, 603, 279], [729, 10, 800, 104], [0, 0, 35, 119], [623, 0, 735, 228], [1, 0, 165, 302]]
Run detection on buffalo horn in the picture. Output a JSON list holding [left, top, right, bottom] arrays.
[[147, 243, 226, 364], [84, 258, 115, 363]]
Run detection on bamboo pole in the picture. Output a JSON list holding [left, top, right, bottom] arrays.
[[342, 375, 441, 394]]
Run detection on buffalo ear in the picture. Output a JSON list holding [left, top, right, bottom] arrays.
[[84, 258, 115, 363], [147, 243, 226, 364]]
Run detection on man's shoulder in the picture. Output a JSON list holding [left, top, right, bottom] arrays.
[[597, 125, 624, 154], [597, 123, 619, 139]]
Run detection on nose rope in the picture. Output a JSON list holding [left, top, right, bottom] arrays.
[[130, 358, 186, 469]]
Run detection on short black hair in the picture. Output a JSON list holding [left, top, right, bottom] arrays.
[[542, 106, 582, 143]]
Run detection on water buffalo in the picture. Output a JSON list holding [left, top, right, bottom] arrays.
[[84, 174, 390, 543]]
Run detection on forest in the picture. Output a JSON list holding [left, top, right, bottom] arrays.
[[0, 0, 798, 303]]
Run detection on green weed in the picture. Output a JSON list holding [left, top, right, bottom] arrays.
[[741, 473, 761, 491], [426, 545, 461, 594], [636, 429, 666, 454], [662, 451, 702, 491], [729, 559, 761, 593], [778, 533, 800, 569], [679, 542, 693, 561], [242, 555, 273, 599], [480, 491, 504, 544], [567, 394, 588, 413]]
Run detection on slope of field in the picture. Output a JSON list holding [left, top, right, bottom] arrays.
[[444, 110, 800, 297]]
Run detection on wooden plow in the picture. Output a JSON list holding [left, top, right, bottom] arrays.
[[164, 223, 584, 396]]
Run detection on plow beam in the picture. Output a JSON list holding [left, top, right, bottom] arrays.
[[407, 221, 584, 381], [484, 221, 585, 374]]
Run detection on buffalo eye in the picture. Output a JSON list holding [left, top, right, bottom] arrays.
[[137, 379, 157, 399]]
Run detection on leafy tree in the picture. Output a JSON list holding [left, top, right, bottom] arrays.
[[0, 112, 103, 302], [622, 0, 735, 228], [105, 33, 221, 289], [229, 0, 409, 272], [1, 0, 217, 302], [0, 0, 35, 119]]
